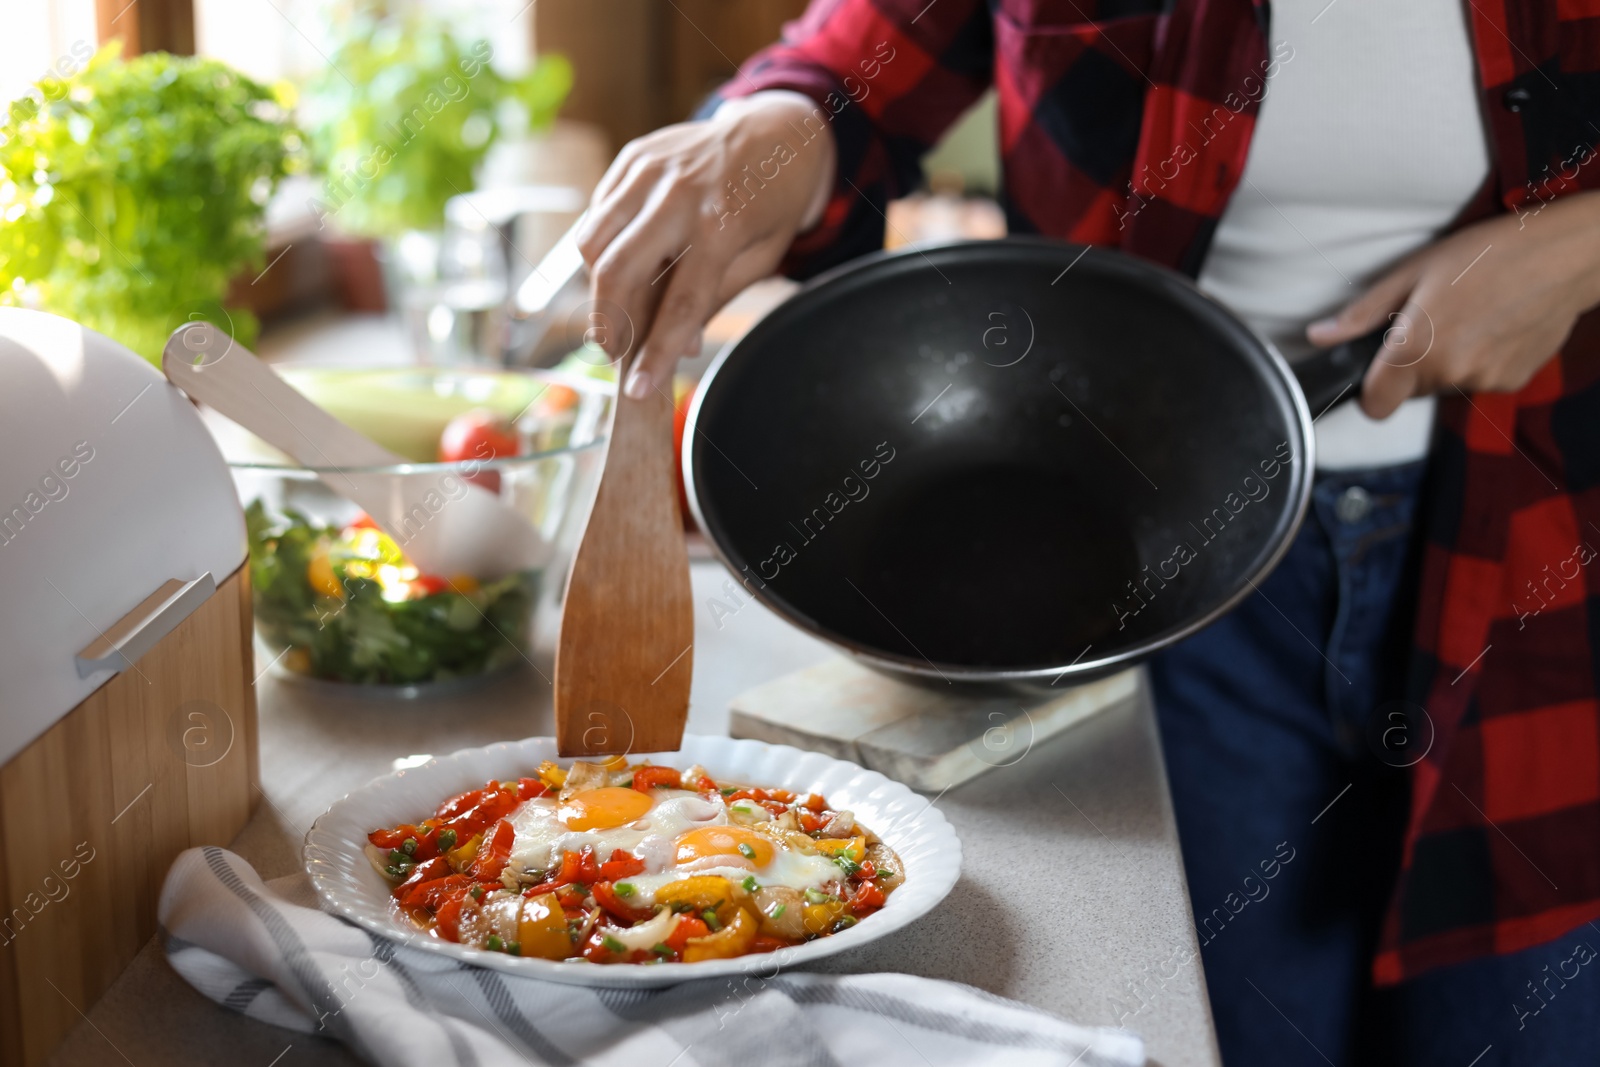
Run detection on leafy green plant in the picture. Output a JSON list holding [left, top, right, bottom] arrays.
[[302, 5, 571, 238], [0, 45, 301, 363]]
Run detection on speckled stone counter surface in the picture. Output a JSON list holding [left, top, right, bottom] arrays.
[[47, 560, 1220, 1067]]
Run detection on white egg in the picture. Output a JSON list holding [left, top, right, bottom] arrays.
[[507, 784, 845, 909], [507, 788, 726, 874]]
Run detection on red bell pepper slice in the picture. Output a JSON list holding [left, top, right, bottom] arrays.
[[631, 766, 682, 792], [663, 914, 710, 953], [443, 782, 521, 841], [401, 872, 470, 911], [392, 856, 450, 901], [849, 880, 886, 914], [598, 849, 645, 881], [467, 820, 516, 882], [434, 888, 474, 942], [592, 881, 654, 925], [435, 786, 486, 822]]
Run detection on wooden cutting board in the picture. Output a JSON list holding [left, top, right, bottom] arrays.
[[729, 658, 1139, 791]]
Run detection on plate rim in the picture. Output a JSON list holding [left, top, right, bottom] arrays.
[[304, 734, 963, 986]]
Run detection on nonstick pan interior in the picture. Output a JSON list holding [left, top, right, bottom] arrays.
[[685, 239, 1313, 684]]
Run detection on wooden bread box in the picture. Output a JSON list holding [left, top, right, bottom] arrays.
[[0, 309, 258, 1065]]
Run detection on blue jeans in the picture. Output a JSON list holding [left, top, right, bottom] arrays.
[[1149, 462, 1600, 1066]]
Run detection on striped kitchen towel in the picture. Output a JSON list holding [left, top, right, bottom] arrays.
[[160, 847, 1144, 1067]]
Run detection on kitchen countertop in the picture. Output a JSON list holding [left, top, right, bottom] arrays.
[[47, 560, 1220, 1067]]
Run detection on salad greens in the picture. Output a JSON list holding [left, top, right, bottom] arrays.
[[245, 500, 537, 687], [0, 46, 300, 362]]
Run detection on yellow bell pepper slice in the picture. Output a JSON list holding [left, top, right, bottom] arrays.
[[654, 875, 740, 923], [536, 760, 567, 789], [307, 549, 344, 599], [814, 836, 865, 862], [803, 898, 849, 936], [518, 892, 573, 960], [447, 832, 482, 871], [683, 905, 758, 962]]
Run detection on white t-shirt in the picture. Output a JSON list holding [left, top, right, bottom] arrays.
[[1196, 0, 1490, 470]]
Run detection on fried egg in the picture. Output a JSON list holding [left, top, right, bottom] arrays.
[[506, 786, 842, 900]]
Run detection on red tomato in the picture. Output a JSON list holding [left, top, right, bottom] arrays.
[[409, 574, 450, 598], [439, 409, 518, 493]]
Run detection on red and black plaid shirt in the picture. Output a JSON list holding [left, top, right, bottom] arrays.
[[715, 0, 1600, 983]]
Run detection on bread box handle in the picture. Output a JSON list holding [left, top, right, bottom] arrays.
[[75, 573, 217, 679]]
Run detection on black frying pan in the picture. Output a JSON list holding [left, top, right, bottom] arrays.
[[683, 238, 1383, 688]]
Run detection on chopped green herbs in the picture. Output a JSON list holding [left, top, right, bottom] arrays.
[[741, 875, 758, 893], [615, 882, 636, 898], [737, 842, 757, 860], [652, 943, 674, 957], [601, 935, 625, 953], [436, 829, 457, 851], [701, 909, 721, 931], [485, 935, 503, 952], [767, 903, 786, 920]]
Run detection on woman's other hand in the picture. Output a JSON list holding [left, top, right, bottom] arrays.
[[1307, 190, 1600, 418], [573, 91, 836, 400]]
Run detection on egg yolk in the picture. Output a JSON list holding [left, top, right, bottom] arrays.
[[560, 787, 653, 831], [675, 825, 775, 867]]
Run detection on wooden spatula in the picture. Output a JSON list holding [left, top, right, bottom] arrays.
[[553, 348, 693, 757]]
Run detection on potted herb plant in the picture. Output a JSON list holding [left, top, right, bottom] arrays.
[[0, 45, 301, 363], [301, 3, 571, 312]]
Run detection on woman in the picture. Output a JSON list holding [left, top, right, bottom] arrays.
[[574, 1, 1600, 1063]]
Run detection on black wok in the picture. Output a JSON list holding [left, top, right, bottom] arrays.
[[683, 238, 1383, 688]]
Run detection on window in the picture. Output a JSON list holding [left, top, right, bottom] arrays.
[[0, 0, 97, 110]]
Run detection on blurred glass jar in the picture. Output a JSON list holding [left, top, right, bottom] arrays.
[[386, 221, 510, 367]]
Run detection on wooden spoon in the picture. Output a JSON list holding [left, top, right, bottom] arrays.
[[553, 349, 693, 757], [162, 322, 546, 579]]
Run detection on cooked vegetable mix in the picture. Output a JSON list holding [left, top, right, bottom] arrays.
[[367, 757, 901, 963]]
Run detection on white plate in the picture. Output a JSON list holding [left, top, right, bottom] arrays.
[[304, 735, 962, 987]]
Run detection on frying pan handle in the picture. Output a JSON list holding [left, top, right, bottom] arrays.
[[1292, 325, 1390, 418]]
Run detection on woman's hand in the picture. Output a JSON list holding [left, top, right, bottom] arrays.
[[573, 91, 836, 399], [1306, 190, 1600, 419]]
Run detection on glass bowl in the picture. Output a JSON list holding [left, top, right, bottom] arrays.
[[208, 366, 612, 696]]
